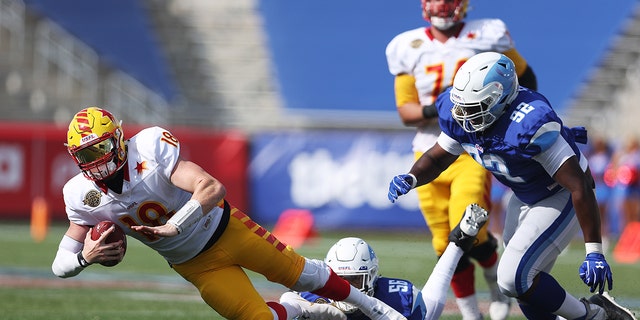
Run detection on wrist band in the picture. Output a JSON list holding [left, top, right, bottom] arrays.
[[422, 104, 438, 119], [167, 199, 203, 234], [585, 242, 603, 255], [407, 173, 418, 188], [77, 251, 91, 267]]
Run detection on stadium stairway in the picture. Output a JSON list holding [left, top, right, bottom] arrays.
[[143, 0, 290, 131], [564, 3, 640, 139]]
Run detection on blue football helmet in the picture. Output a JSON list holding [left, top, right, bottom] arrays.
[[450, 52, 519, 133]]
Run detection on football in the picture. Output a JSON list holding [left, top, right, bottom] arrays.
[[90, 220, 127, 267]]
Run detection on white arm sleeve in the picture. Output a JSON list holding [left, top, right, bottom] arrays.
[[421, 242, 464, 320], [436, 132, 465, 155], [532, 135, 587, 177], [51, 235, 85, 278]]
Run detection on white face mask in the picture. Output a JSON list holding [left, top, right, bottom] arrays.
[[86, 157, 118, 180], [430, 16, 457, 30]]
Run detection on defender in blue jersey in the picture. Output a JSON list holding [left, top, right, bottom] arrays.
[[388, 52, 636, 319], [282, 203, 493, 320], [295, 237, 422, 320]]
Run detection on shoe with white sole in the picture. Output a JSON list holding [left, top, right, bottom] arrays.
[[449, 203, 489, 252], [489, 299, 511, 320], [588, 292, 636, 320], [581, 297, 607, 320]]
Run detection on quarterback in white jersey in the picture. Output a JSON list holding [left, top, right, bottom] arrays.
[[62, 126, 223, 264], [385, 1, 537, 319], [386, 17, 525, 152], [52, 107, 408, 320]]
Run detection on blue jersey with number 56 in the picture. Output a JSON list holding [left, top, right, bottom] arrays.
[[300, 277, 423, 320], [436, 86, 586, 205]]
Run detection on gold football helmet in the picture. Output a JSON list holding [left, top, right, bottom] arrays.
[[66, 107, 126, 181]]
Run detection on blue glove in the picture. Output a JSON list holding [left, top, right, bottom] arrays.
[[388, 174, 415, 203], [579, 252, 613, 294]]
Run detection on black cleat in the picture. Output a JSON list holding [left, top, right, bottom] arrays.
[[448, 203, 488, 252], [588, 292, 636, 320]]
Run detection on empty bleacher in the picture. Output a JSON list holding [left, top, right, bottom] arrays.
[[564, 4, 640, 139], [0, 0, 174, 126], [2, 0, 640, 136]]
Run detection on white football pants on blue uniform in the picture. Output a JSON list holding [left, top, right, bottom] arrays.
[[497, 188, 580, 297]]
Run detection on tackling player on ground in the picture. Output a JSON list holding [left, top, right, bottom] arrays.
[[388, 52, 636, 320], [286, 203, 491, 320], [385, 1, 537, 318], [51, 107, 407, 320]]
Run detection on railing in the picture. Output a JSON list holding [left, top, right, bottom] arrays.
[[33, 20, 99, 105], [0, 0, 25, 68], [0, 0, 170, 125], [105, 71, 169, 125]]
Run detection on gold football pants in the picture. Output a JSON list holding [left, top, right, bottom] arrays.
[[415, 152, 492, 256], [173, 206, 306, 320]]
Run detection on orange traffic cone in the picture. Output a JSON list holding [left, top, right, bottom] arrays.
[[30, 196, 49, 243], [613, 221, 640, 264], [272, 209, 317, 249]]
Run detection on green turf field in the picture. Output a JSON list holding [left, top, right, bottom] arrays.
[[1, 221, 638, 319]]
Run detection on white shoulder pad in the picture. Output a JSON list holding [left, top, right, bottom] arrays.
[[385, 27, 429, 76], [129, 126, 181, 179]]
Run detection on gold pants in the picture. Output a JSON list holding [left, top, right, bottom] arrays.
[[173, 206, 305, 320], [415, 152, 492, 255]]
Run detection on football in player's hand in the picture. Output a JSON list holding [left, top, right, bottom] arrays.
[[91, 221, 127, 267]]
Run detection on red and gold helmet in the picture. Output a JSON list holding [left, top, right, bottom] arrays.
[[66, 107, 127, 181], [422, 0, 468, 30]]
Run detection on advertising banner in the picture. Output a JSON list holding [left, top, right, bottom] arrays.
[[0, 122, 248, 220], [250, 130, 424, 230]]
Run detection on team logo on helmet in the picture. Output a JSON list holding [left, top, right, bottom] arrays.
[[450, 52, 519, 133], [67, 107, 127, 181]]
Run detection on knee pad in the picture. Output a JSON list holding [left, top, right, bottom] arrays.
[[291, 258, 330, 292], [496, 262, 518, 298], [468, 232, 498, 262]]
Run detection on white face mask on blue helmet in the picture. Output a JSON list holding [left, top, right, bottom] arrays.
[[450, 52, 519, 133], [325, 237, 379, 314]]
